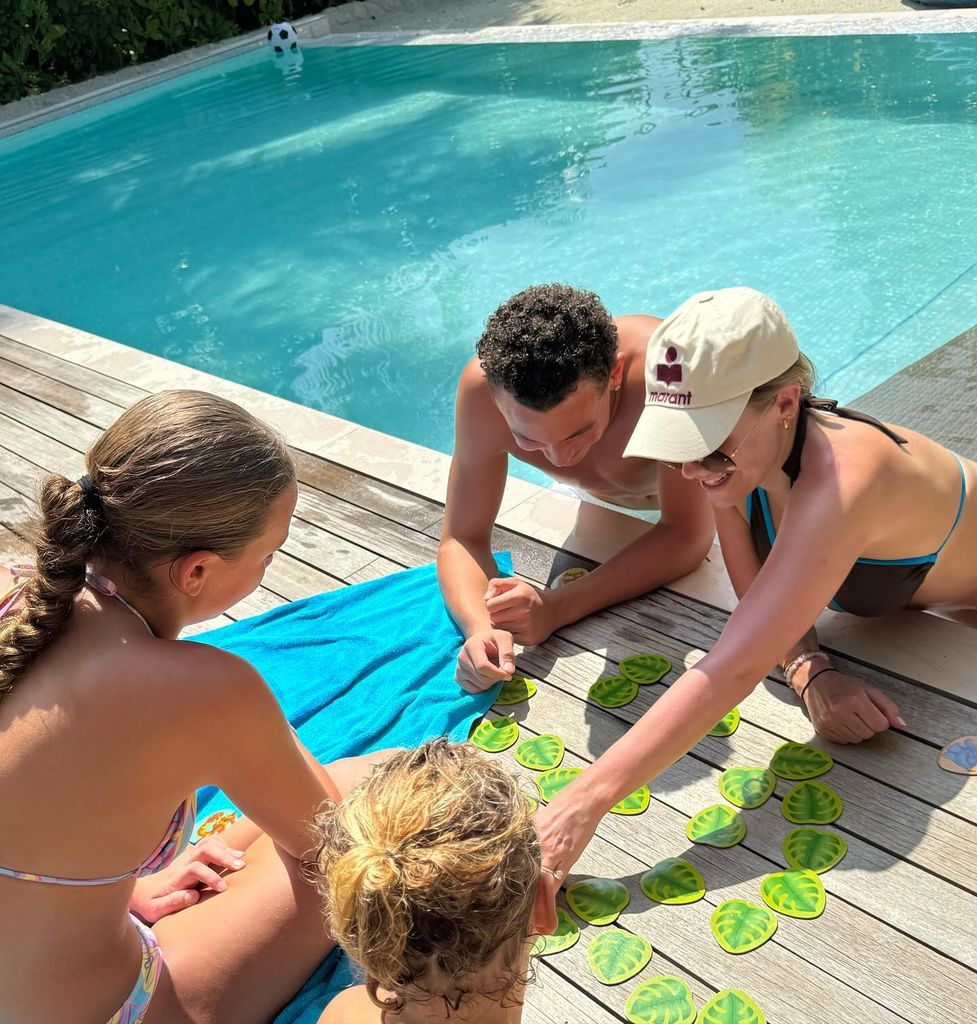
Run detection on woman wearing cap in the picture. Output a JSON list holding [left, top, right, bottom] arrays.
[[536, 286, 977, 884]]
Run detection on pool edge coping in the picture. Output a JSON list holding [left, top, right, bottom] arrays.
[[1, 302, 974, 705], [3, 7, 977, 140]]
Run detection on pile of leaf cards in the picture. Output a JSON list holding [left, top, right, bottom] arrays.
[[588, 653, 672, 709]]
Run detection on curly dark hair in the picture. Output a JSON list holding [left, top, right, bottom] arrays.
[[476, 284, 618, 411]]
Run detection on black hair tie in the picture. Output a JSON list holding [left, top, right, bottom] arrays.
[[77, 474, 102, 513]]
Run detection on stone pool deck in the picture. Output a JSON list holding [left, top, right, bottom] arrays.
[[1, 307, 975, 1023]]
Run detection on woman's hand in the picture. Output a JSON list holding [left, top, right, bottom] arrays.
[[535, 792, 605, 899], [129, 836, 247, 923], [799, 668, 905, 744]]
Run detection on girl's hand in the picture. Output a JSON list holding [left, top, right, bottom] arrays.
[[484, 578, 555, 647], [129, 836, 247, 923], [800, 669, 905, 744]]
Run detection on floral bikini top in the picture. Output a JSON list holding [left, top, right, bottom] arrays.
[[0, 566, 196, 886]]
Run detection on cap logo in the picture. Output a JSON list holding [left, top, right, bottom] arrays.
[[656, 346, 682, 386]]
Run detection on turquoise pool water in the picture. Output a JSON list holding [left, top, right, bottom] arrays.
[[2, 34, 977, 486]]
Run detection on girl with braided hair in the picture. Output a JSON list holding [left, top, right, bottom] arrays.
[[313, 739, 558, 1024], [0, 390, 389, 1024]]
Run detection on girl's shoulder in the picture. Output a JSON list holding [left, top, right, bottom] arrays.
[[317, 985, 382, 1024]]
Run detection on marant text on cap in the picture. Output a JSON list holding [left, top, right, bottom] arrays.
[[623, 287, 799, 464]]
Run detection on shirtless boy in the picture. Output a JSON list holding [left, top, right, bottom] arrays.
[[439, 284, 714, 692]]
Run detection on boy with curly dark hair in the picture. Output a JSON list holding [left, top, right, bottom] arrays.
[[439, 284, 714, 692]]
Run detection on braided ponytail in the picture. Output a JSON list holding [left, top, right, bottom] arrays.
[[0, 474, 105, 693], [0, 389, 295, 695]]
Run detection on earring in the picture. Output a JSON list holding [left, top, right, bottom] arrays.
[[783, 419, 791, 430]]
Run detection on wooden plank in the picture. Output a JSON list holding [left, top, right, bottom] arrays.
[[558, 605, 977, 827], [0, 381, 101, 451], [295, 484, 438, 570], [0, 334, 146, 408], [0, 355, 120, 430], [0, 523, 28, 563], [262, 552, 344, 601], [346, 556, 403, 585], [290, 448, 443, 532], [0, 412, 85, 479], [282, 517, 380, 583], [505, 653, 977, 980]]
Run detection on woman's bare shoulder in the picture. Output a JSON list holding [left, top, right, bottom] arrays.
[[317, 985, 381, 1024]]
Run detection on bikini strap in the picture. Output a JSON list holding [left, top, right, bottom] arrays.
[[936, 456, 967, 555], [782, 397, 909, 485]]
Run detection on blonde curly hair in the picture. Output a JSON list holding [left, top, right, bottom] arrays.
[[312, 739, 541, 1013]]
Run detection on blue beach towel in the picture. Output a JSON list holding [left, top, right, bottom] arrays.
[[189, 554, 510, 1023]]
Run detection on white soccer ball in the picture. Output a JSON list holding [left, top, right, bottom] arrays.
[[267, 22, 299, 54]]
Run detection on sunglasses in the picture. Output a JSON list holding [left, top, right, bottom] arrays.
[[661, 412, 765, 474]]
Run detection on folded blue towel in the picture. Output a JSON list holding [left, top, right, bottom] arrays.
[[190, 554, 510, 1024]]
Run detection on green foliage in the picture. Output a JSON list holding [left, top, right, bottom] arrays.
[[469, 715, 519, 752], [782, 827, 847, 873], [587, 927, 653, 985], [566, 877, 630, 925], [531, 907, 579, 957], [718, 767, 776, 809], [0, 0, 339, 103], [696, 988, 767, 1024], [640, 858, 706, 905], [710, 899, 778, 954], [626, 976, 697, 1024], [515, 734, 564, 771]]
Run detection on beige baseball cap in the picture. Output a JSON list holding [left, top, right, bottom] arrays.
[[624, 287, 799, 463]]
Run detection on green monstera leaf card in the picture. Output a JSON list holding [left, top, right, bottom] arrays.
[[531, 907, 579, 957], [769, 742, 833, 780], [781, 780, 843, 824], [718, 767, 776, 809], [640, 858, 706, 905], [710, 899, 778, 954], [625, 976, 697, 1024], [686, 804, 747, 848], [515, 734, 564, 771], [495, 674, 537, 705], [470, 716, 519, 752], [782, 827, 847, 874], [760, 869, 826, 919], [587, 927, 653, 985], [589, 675, 639, 708], [566, 878, 630, 926], [619, 653, 672, 685], [534, 766, 582, 802], [696, 988, 767, 1024], [611, 784, 651, 816]]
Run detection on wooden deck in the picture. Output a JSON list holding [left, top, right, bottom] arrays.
[[1, 332, 976, 1024]]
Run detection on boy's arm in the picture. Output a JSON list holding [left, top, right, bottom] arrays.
[[487, 465, 714, 642], [437, 363, 517, 692]]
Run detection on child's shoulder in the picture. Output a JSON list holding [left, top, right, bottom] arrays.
[[317, 985, 383, 1024]]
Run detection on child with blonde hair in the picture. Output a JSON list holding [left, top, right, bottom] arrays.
[[313, 739, 557, 1023]]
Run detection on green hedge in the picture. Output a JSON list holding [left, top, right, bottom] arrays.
[[0, 0, 345, 104]]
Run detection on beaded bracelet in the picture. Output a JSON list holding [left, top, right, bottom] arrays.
[[798, 666, 835, 702], [782, 649, 826, 684]]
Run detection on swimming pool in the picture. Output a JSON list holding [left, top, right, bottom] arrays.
[[2, 31, 977, 485]]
